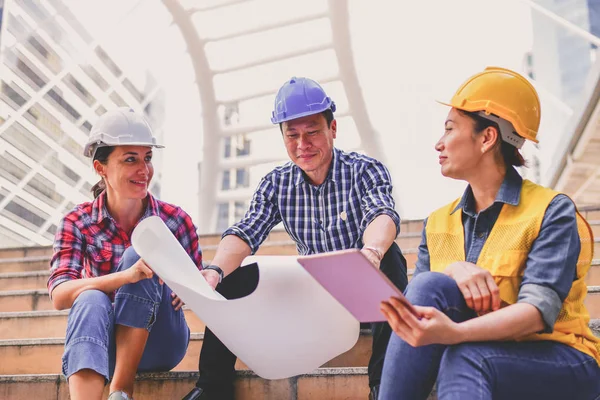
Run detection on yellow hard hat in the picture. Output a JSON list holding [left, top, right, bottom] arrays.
[[438, 67, 541, 143]]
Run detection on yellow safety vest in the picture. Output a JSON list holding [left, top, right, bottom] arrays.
[[426, 179, 599, 364]]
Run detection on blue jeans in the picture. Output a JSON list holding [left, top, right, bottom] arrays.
[[379, 272, 600, 400], [62, 246, 190, 381]]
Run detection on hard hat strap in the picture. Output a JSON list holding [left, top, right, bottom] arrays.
[[477, 112, 525, 150]]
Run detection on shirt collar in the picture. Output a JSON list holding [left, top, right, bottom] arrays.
[[92, 191, 160, 224], [293, 148, 341, 186], [450, 166, 522, 216]]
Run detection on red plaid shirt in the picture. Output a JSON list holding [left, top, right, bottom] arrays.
[[48, 192, 202, 295]]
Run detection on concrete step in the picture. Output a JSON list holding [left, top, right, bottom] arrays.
[[0, 252, 420, 293], [0, 332, 372, 375], [0, 308, 206, 340], [0, 255, 52, 273], [0, 368, 387, 400], [4, 287, 600, 341], [0, 289, 52, 312], [0, 258, 598, 314], [0, 271, 49, 291], [583, 209, 600, 221]]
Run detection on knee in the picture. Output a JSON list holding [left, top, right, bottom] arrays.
[[406, 272, 457, 301], [437, 343, 492, 393], [439, 342, 487, 376], [117, 246, 141, 272], [72, 290, 112, 310], [68, 290, 113, 337]]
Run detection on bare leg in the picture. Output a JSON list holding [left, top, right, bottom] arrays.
[[109, 325, 150, 396], [69, 369, 104, 400]]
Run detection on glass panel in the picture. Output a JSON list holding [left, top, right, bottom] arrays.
[[95, 46, 122, 76], [109, 91, 127, 107], [80, 120, 92, 134], [234, 201, 246, 221], [0, 152, 30, 184], [216, 202, 230, 232], [4, 49, 48, 89], [81, 65, 109, 91], [122, 78, 145, 102], [96, 105, 107, 115], [43, 152, 80, 184], [0, 81, 29, 109], [63, 73, 96, 106], [79, 181, 93, 197], [24, 173, 64, 207], [46, 224, 57, 236], [2, 195, 49, 228], [223, 137, 232, 158], [221, 170, 231, 190], [24, 103, 62, 141], [236, 137, 251, 156], [235, 168, 249, 188], [25, 34, 62, 74], [45, 87, 81, 122], [3, 122, 48, 161]]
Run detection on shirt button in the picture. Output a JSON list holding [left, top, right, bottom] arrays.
[[478, 232, 485, 239]]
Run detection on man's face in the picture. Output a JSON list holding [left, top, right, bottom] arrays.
[[281, 113, 337, 185]]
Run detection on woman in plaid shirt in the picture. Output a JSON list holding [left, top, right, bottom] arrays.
[[48, 108, 203, 400]]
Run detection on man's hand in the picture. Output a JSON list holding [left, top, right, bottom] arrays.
[[444, 261, 501, 313], [201, 269, 220, 290], [124, 258, 154, 284], [171, 292, 185, 311]]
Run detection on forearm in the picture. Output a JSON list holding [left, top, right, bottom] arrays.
[[211, 234, 252, 277], [362, 214, 397, 255], [454, 303, 545, 343], [51, 272, 129, 310]]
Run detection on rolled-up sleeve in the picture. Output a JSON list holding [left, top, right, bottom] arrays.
[[413, 218, 431, 278], [518, 195, 580, 333], [359, 161, 400, 236], [223, 176, 282, 254], [47, 215, 85, 297]]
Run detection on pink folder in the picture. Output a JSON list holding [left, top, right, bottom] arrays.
[[297, 249, 414, 322]]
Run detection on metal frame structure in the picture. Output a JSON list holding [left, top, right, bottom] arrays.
[[163, 0, 386, 232], [0, 0, 164, 247], [522, 0, 600, 206]]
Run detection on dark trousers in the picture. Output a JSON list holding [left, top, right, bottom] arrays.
[[195, 242, 408, 396]]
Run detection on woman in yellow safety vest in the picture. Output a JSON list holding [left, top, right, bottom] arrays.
[[378, 67, 600, 400]]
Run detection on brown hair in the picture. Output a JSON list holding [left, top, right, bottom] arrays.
[[459, 110, 525, 167], [91, 146, 116, 198]]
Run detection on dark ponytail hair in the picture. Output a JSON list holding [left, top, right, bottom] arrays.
[[91, 146, 116, 198], [459, 110, 525, 167]]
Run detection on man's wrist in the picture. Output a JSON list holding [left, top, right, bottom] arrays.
[[204, 265, 224, 283], [363, 246, 384, 261]]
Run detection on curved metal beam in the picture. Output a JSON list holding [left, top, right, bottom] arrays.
[[162, 0, 220, 232], [328, 0, 386, 165]]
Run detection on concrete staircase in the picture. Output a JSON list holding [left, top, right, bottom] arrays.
[[1, 209, 599, 399]]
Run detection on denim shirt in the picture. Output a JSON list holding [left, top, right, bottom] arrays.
[[415, 167, 580, 332]]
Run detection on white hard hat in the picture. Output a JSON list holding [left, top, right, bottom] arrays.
[[83, 107, 164, 158]]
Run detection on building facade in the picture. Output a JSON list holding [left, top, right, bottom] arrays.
[[0, 0, 164, 248]]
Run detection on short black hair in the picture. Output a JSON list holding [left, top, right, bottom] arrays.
[[279, 109, 335, 134], [459, 110, 525, 167]]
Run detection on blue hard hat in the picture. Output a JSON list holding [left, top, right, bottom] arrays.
[[271, 77, 336, 124]]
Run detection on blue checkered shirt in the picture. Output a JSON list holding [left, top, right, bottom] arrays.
[[223, 148, 401, 255]]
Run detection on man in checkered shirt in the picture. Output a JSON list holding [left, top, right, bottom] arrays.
[[184, 77, 408, 400]]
